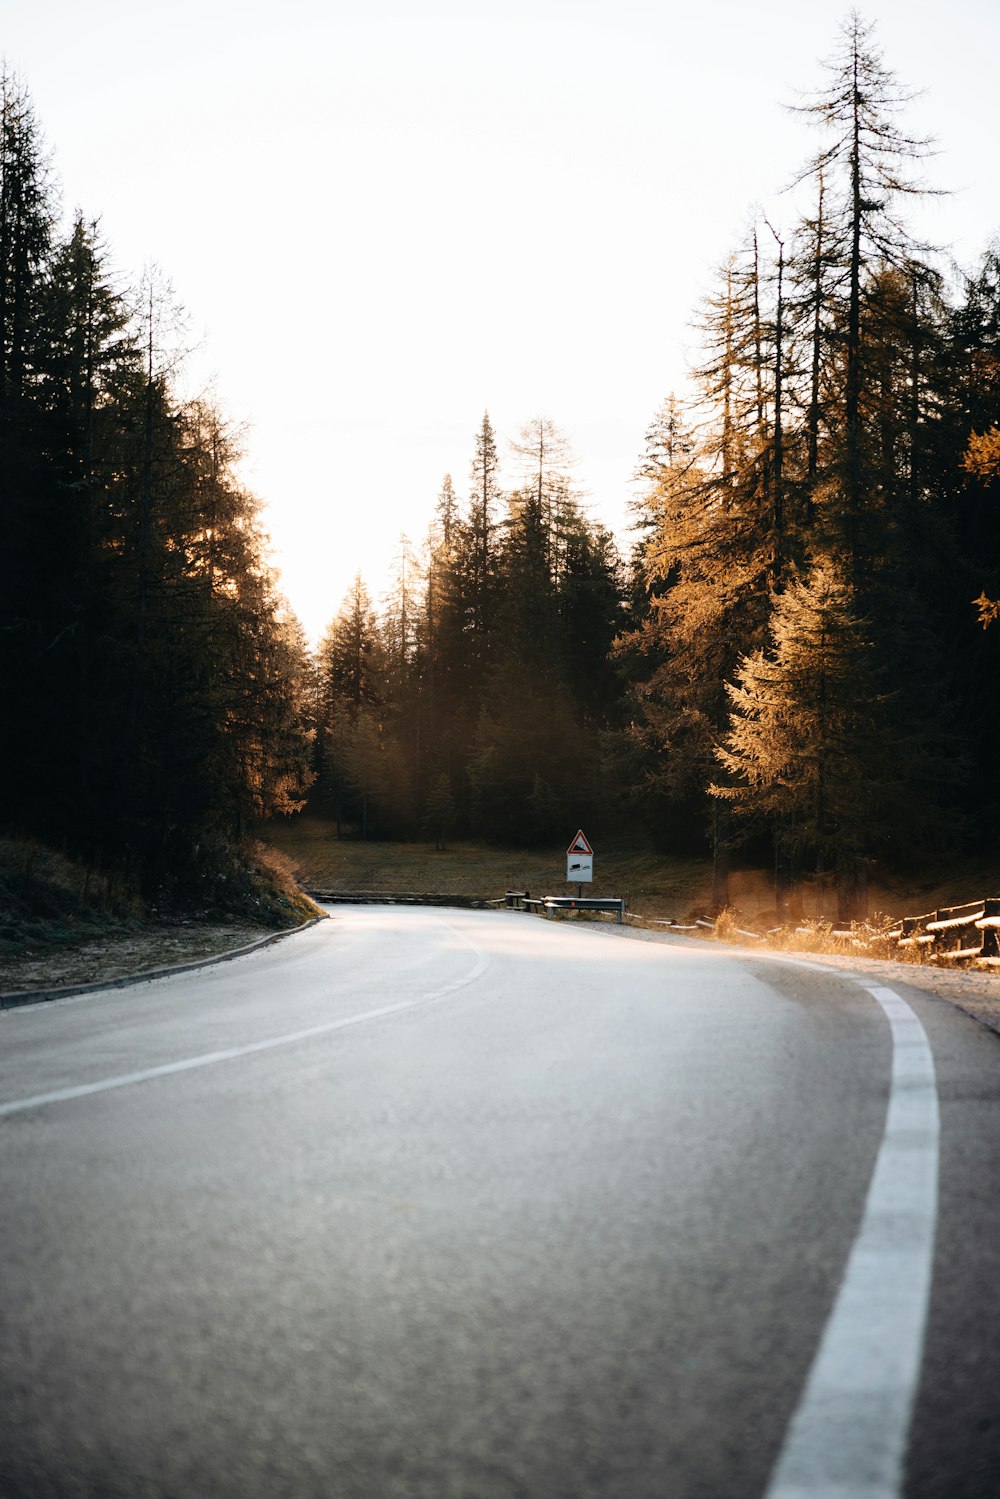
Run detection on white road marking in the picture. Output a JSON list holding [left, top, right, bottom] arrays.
[[765, 983, 940, 1499], [0, 922, 490, 1119]]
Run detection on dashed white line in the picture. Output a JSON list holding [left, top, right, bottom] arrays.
[[0, 922, 490, 1119]]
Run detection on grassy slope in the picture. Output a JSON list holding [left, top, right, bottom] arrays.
[[0, 836, 318, 965], [261, 817, 713, 917], [260, 816, 1000, 925]]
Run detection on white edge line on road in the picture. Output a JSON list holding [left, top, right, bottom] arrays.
[[765, 981, 940, 1499], [0, 920, 490, 1119]]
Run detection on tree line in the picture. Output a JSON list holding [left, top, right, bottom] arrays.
[[617, 12, 1000, 920], [312, 14, 1000, 923], [3, 15, 999, 923], [313, 413, 623, 848], [0, 70, 313, 905]]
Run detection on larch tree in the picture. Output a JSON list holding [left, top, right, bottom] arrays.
[[621, 237, 787, 904], [791, 8, 939, 581], [963, 426, 1000, 626], [509, 416, 578, 587], [713, 557, 891, 921]]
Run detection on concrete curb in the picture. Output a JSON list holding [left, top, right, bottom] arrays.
[[0, 914, 328, 1011]]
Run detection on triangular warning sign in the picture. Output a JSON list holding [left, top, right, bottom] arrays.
[[567, 829, 593, 857]]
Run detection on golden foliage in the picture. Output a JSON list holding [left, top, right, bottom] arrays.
[[962, 425, 1000, 480]]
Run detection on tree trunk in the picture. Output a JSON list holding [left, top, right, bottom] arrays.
[[836, 848, 868, 925], [712, 804, 730, 912]]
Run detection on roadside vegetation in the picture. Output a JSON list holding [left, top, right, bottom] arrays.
[[0, 836, 319, 970], [263, 815, 999, 942], [4, 815, 998, 991]]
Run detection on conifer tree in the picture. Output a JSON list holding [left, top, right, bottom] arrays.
[[791, 10, 939, 580], [509, 416, 578, 586], [416, 474, 466, 805], [714, 558, 890, 920], [464, 409, 501, 652]]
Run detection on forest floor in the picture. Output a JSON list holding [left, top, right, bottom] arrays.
[[3, 821, 999, 1033]]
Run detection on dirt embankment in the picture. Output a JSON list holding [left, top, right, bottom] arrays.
[[0, 835, 324, 1001], [0, 921, 278, 999]]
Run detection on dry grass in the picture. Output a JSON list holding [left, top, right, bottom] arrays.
[[0, 837, 142, 954], [262, 815, 1000, 975], [238, 838, 323, 925], [0, 833, 321, 995], [259, 818, 715, 917], [720, 913, 912, 961], [262, 816, 1000, 927]]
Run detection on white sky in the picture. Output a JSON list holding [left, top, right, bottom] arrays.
[[6, 0, 998, 644]]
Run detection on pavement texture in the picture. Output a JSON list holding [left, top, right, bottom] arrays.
[[1, 907, 999, 1498]]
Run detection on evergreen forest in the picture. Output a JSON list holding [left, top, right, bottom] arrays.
[[2, 16, 999, 925]]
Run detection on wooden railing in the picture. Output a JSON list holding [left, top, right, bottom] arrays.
[[893, 897, 1000, 965]]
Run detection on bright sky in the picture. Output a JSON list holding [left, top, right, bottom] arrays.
[[6, 0, 998, 643]]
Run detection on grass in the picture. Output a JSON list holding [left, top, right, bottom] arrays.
[[259, 817, 716, 918], [5, 816, 995, 976], [0, 835, 320, 962], [0, 837, 142, 960], [260, 814, 1000, 937]]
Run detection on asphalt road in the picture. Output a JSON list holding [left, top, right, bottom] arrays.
[[2, 906, 999, 1499]]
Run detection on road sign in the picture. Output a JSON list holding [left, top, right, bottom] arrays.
[[567, 829, 594, 884]]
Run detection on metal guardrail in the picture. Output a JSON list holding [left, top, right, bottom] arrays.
[[542, 896, 625, 925], [500, 890, 625, 924], [894, 896, 1000, 965]]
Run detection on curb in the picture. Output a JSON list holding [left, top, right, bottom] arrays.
[[0, 914, 328, 1011]]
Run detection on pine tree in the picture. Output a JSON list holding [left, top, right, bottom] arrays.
[[317, 573, 384, 712], [315, 575, 387, 835], [465, 409, 501, 652], [0, 70, 57, 836], [421, 772, 457, 850], [0, 70, 51, 442]]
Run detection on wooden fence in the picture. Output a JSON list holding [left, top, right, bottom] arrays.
[[892, 897, 1000, 966]]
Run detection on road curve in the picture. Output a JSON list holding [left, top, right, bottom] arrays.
[[1, 906, 999, 1498]]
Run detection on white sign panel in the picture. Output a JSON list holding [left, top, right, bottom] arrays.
[[566, 830, 594, 884]]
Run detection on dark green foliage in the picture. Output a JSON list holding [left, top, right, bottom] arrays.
[[422, 773, 457, 850], [311, 414, 624, 846], [0, 73, 314, 902], [467, 672, 584, 846]]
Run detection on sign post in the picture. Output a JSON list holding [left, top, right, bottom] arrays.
[[566, 830, 594, 897]]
